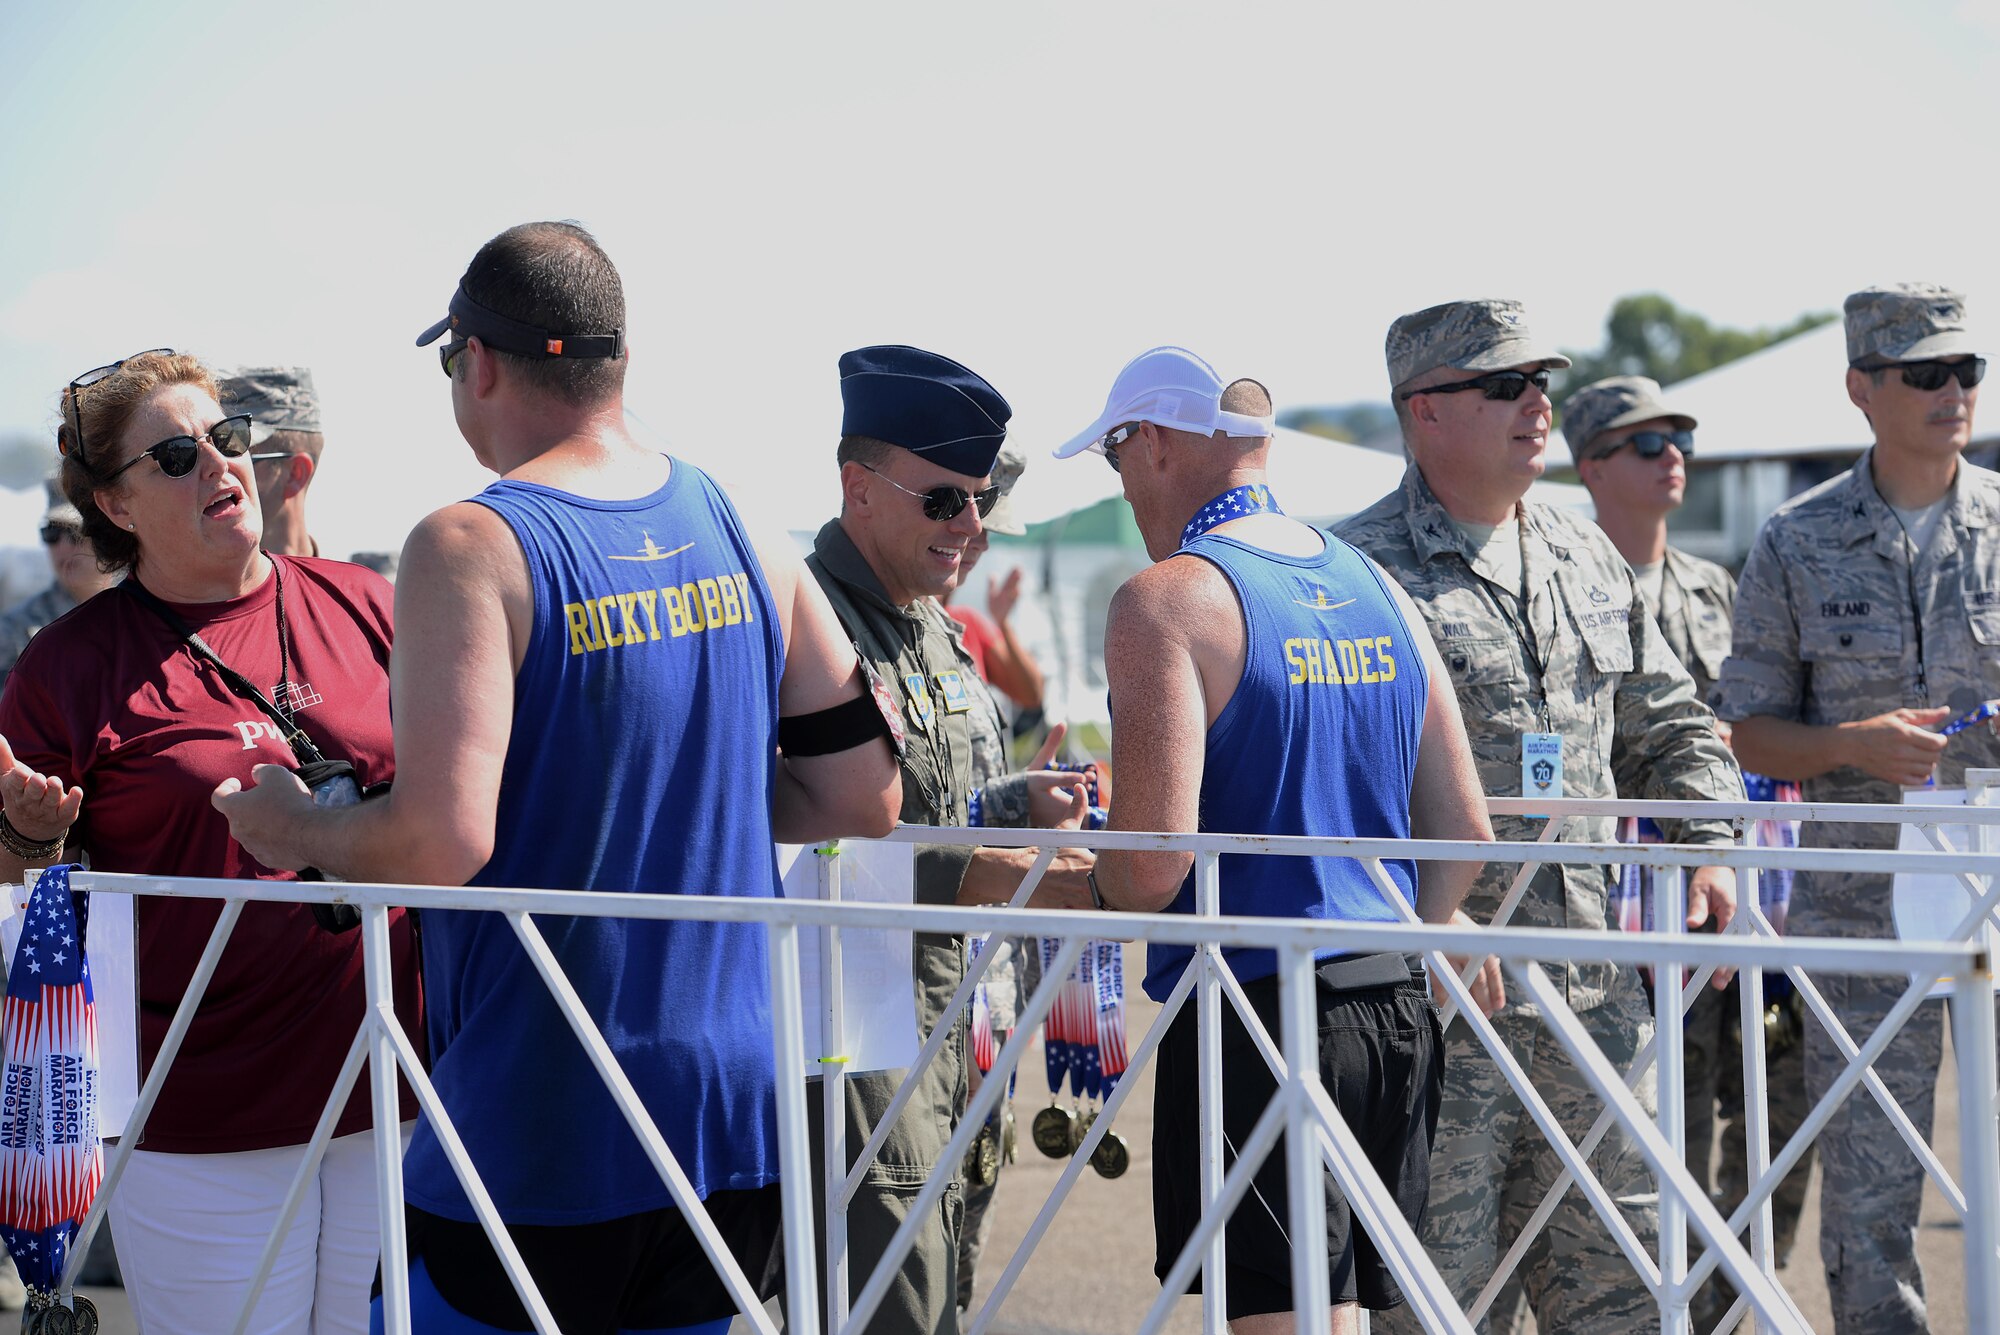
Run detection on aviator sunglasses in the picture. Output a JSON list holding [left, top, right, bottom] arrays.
[[1397, 369, 1552, 402], [101, 415, 256, 483], [858, 462, 1002, 523], [1593, 428, 1695, 462], [1884, 357, 1988, 393]]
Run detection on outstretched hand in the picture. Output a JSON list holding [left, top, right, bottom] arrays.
[[212, 764, 317, 872], [988, 567, 1025, 625], [0, 733, 82, 845]]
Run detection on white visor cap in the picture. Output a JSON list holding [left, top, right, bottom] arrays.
[[1053, 346, 1275, 459]]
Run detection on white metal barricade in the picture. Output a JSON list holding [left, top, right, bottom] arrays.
[[39, 800, 2000, 1335]]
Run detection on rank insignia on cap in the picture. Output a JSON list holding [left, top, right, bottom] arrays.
[[937, 670, 972, 714], [902, 673, 935, 732]]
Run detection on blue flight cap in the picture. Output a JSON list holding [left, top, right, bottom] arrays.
[[838, 345, 1010, 479]]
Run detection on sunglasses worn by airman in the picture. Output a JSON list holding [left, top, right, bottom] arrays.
[[1891, 357, 1987, 392], [64, 347, 176, 467], [1594, 429, 1695, 462], [40, 523, 83, 546], [1397, 369, 1552, 402], [101, 415, 255, 483], [858, 462, 1001, 522], [439, 337, 469, 378]]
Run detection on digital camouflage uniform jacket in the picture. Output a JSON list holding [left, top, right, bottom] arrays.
[[807, 521, 973, 1185], [0, 585, 79, 693], [1656, 546, 1736, 706], [1336, 465, 1741, 1012], [1712, 450, 2000, 934]]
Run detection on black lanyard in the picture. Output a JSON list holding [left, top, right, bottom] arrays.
[[122, 559, 327, 766], [1466, 524, 1555, 731], [1886, 507, 1931, 699]]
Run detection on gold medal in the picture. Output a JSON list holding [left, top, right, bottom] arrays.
[[1031, 1103, 1078, 1158], [964, 1121, 999, 1186], [1092, 1128, 1132, 1179]]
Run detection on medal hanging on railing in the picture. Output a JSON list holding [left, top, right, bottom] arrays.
[[1089, 939, 1131, 1179], [0, 866, 102, 1335], [1032, 937, 1078, 1158], [963, 936, 1002, 1187], [968, 935, 997, 1076]]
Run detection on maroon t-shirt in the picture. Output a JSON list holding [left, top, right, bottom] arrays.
[[0, 555, 423, 1153]]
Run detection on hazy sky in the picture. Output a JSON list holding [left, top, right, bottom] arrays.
[[3, 0, 1996, 552]]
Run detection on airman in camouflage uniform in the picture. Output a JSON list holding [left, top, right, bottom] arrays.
[[1714, 284, 1995, 1335], [0, 481, 118, 692], [1339, 301, 1742, 1335], [219, 366, 326, 558], [1568, 374, 1813, 1331]]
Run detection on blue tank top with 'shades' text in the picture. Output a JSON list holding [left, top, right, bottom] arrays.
[[1143, 529, 1430, 1001], [402, 459, 787, 1225]]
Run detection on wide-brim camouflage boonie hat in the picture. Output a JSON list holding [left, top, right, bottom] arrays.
[[1844, 284, 1977, 366], [219, 366, 322, 447], [984, 443, 1028, 537], [1562, 375, 1696, 458], [1386, 298, 1572, 391]]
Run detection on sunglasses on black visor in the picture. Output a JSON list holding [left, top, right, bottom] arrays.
[[1595, 428, 1695, 462], [858, 462, 1002, 522], [101, 415, 255, 482], [1398, 369, 1552, 402], [1891, 357, 1987, 392]]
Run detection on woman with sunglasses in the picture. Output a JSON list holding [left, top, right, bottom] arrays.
[[0, 350, 421, 1334]]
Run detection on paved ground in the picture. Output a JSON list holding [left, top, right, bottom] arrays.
[[72, 947, 1979, 1333], [950, 946, 1974, 1335]]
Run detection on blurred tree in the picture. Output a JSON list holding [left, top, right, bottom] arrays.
[[1558, 294, 1836, 390], [1277, 402, 1399, 447]]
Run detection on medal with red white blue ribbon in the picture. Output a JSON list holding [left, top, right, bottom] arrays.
[[1180, 484, 1284, 549], [0, 864, 103, 1330]]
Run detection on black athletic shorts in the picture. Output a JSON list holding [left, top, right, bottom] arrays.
[[383, 1185, 783, 1334], [1152, 963, 1444, 1319]]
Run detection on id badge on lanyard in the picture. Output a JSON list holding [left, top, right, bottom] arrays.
[[1522, 731, 1563, 818]]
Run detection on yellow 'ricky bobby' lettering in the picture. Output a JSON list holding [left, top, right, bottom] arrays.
[[565, 572, 757, 655], [1284, 635, 1397, 687]]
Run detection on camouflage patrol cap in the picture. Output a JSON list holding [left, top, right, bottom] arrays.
[[42, 477, 81, 529], [1385, 299, 1572, 391], [1844, 284, 1977, 366], [218, 366, 322, 447], [984, 443, 1028, 537], [1561, 375, 1696, 458]]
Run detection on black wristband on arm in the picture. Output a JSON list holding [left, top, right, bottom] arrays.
[[779, 692, 894, 757]]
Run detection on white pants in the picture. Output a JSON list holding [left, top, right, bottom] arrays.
[[108, 1125, 411, 1335]]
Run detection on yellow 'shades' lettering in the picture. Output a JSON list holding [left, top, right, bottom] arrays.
[[1280, 635, 1401, 689]]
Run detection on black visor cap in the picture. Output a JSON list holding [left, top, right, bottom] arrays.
[[414, 286, 624, 361]]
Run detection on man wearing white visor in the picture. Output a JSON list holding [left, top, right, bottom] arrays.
[[1058, 346, 1497, 1332]]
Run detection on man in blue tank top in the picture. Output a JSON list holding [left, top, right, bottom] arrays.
[[217, 222, 903, 1335], [1052, 347, 1502, 1334]]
